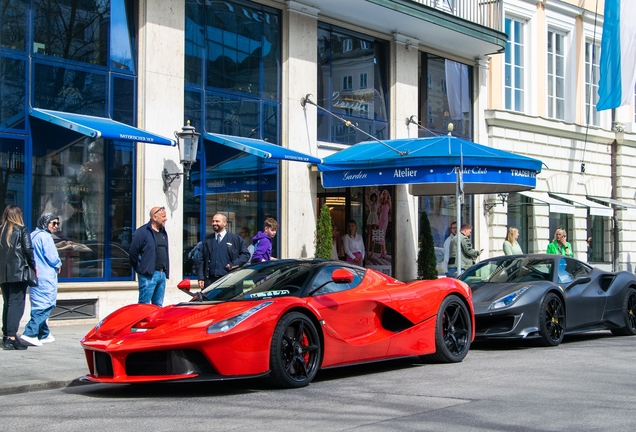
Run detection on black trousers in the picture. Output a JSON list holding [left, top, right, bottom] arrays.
[[1, 282, 27, 338]]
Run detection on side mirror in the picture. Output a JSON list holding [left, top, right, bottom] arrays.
[[565, 276, 591, 290], [307, 268, 355, 296], [332, 268, 355, 284], [177, 278, 196, 297]]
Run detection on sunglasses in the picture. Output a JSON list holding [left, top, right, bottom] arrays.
[[153, 206, 165, 216], [51, 221, 59, 226]]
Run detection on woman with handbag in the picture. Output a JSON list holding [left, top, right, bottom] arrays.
[[20, 214, 62, 347], [0, 205, 36, 350]]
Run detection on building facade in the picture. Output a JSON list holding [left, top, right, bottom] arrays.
[[484, 0, 636, 272], [1, 0, 513, 324]]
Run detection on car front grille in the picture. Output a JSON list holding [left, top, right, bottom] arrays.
[[126, 349, 215, 376], [476, 315, 516, 335]]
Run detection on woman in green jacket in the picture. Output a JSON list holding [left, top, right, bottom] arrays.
[[546, 228, 573, 257]]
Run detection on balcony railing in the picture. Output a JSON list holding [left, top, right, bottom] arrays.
[[415, 0, 503, 32]]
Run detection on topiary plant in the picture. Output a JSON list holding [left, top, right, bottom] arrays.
[[417, 210, 438, 280], [315, 204, 333, 259]]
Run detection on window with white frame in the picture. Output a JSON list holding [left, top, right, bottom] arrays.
[[342, 38, 352, 53], [547, 29, 565, 120], [342, 75, 353, 91], [359, 72, 367, 89], [585, 40, 600, 126], [504, 17, 525, 112]]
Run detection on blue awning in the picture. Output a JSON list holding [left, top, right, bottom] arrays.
[[29, 108, 176, 146], [204, 132, 322, 164], [318, 135, 543, 195]]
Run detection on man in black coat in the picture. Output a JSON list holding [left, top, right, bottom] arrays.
[[198, 213, 250, 288]]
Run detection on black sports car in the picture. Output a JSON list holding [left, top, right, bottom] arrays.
[[458, 254, 636, 346]]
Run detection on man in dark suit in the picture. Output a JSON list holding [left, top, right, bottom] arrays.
[[197, 213, 250, 288]]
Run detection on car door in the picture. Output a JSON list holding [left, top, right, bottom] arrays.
[[560, 258, 606, 330], [306, 265, 392, 367]]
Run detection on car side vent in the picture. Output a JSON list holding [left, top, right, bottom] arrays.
[[381, 307, 414, 333], [94, 351, 114, 377], [598, 275, 615, 292], [126, 350, 215, 376]]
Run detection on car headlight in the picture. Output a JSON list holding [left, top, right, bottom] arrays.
[[489, 287, 530, 310], [207, 302, 272, 334]]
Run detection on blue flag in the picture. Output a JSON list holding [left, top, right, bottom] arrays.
[[597, 0, 636, 111]]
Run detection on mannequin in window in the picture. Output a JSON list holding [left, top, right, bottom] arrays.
[[77, 140, 105, 242]]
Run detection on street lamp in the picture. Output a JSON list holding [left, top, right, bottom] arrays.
[[162, 120, 200, 192]]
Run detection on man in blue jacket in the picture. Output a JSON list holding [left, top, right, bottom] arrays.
[[129, 206, 169, 306]]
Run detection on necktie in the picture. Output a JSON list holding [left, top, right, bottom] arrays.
[[216, 233, 221, 243]]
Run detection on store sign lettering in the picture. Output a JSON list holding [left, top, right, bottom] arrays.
[[446, 167, 488, 175], [511, 169, 536, 178], [119, 134, 155, 142], [342, 171, 367, 181], [394, 168, 417, 178]]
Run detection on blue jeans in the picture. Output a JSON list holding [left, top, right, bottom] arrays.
[[23, 306, 53, 339], [138, 270, 166, 307]]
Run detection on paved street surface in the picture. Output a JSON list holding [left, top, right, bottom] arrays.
[[0, 328, 634, 431]]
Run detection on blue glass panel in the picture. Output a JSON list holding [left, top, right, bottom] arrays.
[[0, 136, 26, 212], [185, 1, 205, 85], [0, 56, 26, 131], [112, 76, 134, 125], [33, 63, 107, 116], [33, 0, 109, 66], [110, 0, 135, 73], [205, 93, 258, 137], [0, 0, 27, 51]]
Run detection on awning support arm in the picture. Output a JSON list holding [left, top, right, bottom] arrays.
[[301, 94, 408, 156]]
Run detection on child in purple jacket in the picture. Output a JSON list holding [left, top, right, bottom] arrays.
[[251, 217, 278, 263]]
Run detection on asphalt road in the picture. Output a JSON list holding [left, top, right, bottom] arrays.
[[1, 331, 634, 432]]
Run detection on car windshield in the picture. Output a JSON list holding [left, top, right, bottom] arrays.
[[459, 257, 554, 285], [200, 261, 313, 301]]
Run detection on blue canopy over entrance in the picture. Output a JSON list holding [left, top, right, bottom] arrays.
[[204, 133, 322, 164], [29, 108, 176, 145], [318, 135, 542, 195]]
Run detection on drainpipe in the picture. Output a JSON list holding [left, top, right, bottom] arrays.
[[611, 138, 619, 272]]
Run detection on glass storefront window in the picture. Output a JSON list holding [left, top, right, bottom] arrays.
[[317, 24, 389, 144], [418, 195, 474, 275], [33, 0, 109, 66], [0, 56, 26, 132], [30, 132, 134, 280], [588, 215, 607, 263], [33, 63, 107, 115], [507, 193, 529, 254], [184, 0, 282, 277], [0, 137, 26, 211], [419, 54, 472, 139], [0, 0, 27, 52]]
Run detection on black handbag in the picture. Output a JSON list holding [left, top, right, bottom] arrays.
[[24, 265, 38, 287]]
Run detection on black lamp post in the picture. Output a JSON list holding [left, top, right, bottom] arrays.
[[162, 120, 200, 192]]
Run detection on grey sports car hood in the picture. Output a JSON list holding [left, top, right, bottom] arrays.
[[470, 282, 539, 306]]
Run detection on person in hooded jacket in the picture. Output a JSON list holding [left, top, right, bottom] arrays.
[[0, 205, 35, 350], [251, 217, 278, 263], [19, 213, 62, 347]]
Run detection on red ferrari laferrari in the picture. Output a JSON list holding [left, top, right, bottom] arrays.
[[81, 259, 474, 388]]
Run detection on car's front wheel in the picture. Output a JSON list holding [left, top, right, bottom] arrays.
[[610, 288, 636, 336], [267, 312, 321, 388], [421, 295, 471, 363], [535, 292, 565, 346]]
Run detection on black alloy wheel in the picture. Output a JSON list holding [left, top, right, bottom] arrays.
[[267, 312, 321, 388], [422, 295, 471, 363], [535, 292, 565, 347], [611, 288, 636, 336]]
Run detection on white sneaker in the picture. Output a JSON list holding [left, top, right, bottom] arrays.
[[20, 334, 43, 347], [40, 334, 55, 344]]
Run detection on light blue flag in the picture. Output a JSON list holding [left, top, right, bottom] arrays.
[[597, 0, 636, 111]]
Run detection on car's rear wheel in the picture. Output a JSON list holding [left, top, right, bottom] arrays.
[[535, 292, 565, 347], [267, 312, 321, 388], [421, 295, 471, 363], [610, 288, 636, 336]]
